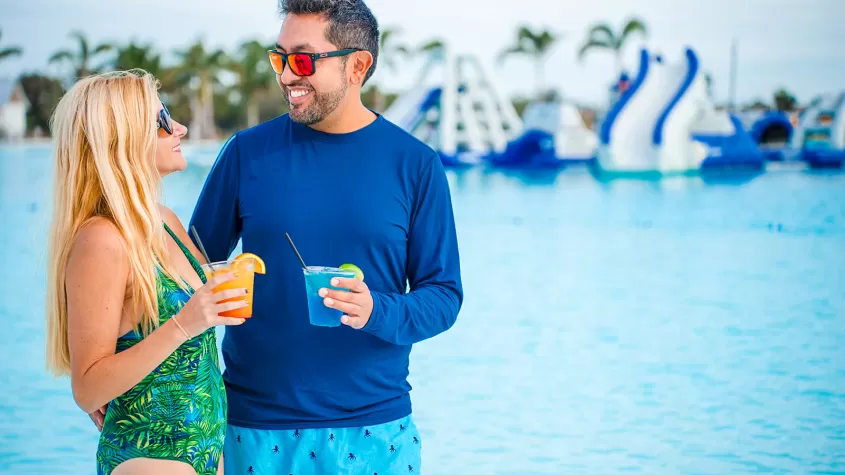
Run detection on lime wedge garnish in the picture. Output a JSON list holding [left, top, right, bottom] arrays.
[[339, 263, 364, 281]]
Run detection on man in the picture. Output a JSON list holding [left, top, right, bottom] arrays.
[[189, 0, 463, 473]]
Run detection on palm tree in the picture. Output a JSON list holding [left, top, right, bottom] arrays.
[[417, 38, 445, 55], [48, 30, 113, 82], [112, 42, 183, 117], [229, 39, 274, 128], [498, 26, 558, 99], [577, 17, 647, 72], [18, 73, 65, 136], [371, 26, 410, 112], [0, 29, 22, 63], [380, 26, 411, 72], [112, 41, 162, 78], [173, 39, 228, 140]]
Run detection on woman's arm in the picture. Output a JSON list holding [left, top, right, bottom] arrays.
[[66, 218, 188, 414]]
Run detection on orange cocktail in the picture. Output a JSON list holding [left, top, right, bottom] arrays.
[[201, 253, 266, 318]]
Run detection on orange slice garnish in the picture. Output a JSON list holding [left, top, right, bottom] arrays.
[[233, 252, 266, 274]]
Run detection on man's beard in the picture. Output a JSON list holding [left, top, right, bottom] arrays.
[[284, 81, 348, 125]]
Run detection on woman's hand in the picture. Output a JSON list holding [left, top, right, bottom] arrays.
[[173, 272, 249, 338], [88, 404, 107, 431]]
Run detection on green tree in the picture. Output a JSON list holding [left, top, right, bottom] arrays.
[[743, 99, 769, 111], [112, 41, 162, 78], [577, 17, 647, 72], [773, 88, 797, 112], [48, 30, 114, 82], [0, 29, 22, 63], [370, 26, 410, 112], [18, 74, 65, 136], [498, 26, 557, 99], [380, 26, 411, 71], [229, 39, 275, 127], [417, 38, 445, 54], [173, 39, 228, 140]]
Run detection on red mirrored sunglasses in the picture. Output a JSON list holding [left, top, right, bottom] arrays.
[[267, 48, 360, 76]]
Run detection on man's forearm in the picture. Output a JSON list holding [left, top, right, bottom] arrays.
[[363, 282, 462, 346]]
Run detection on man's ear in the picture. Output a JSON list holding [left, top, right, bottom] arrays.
[[349, 50, 374, 85]]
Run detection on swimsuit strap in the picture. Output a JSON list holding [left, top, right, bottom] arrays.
[[162, 222, 207, 285]]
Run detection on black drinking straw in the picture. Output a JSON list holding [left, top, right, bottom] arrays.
[[190, 226, 216, 270], [285, 232, 307, 269]]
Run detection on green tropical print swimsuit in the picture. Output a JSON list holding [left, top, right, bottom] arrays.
[[96, 223, 226, 475]]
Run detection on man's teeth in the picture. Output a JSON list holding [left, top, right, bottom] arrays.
[[291, 90, 309, 98]]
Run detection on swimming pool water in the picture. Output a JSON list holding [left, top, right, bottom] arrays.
[[1, 143, 844, 474]]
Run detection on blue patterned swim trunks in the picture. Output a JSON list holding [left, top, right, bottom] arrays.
[[224, 415, 422, 474]]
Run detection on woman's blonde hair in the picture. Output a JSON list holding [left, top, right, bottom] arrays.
[[45, 70, 185, 376]]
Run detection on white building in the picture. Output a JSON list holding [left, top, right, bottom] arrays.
[[0, 78, 29, 140]]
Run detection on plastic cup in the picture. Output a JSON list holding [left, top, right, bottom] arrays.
[[302, 266, 355, 327], [200, 258, 256, 318]]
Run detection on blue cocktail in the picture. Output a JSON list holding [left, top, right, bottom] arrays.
[[303, 266, 356, 327]]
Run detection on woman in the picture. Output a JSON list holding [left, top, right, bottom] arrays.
[[44, 70, 248, 475]]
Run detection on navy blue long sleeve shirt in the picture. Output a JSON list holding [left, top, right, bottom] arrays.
[[189, 113, 463, 429]]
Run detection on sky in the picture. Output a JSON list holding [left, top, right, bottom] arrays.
[[2, 0, 844, 109]]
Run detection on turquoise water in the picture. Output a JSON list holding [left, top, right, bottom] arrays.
[[1, 143, 844, 474]]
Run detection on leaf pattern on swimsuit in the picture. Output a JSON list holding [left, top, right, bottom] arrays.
[[95, 223, 226, 475]]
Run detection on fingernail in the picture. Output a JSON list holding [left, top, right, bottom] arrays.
[[325, 298, 334, 306], [331, 278, 338, 286], [318, 288, 327, 297]]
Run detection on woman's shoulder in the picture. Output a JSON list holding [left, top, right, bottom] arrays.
[[71, 217, 126, 255], [158, 205, 190, 241], [158, 205, 181, 229], [67, 217, 129, 278]]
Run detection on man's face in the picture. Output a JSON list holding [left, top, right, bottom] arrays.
[[275, 13, 348, 125]]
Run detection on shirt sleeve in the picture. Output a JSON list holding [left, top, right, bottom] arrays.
[[188, 133, 243, 262], [363, 154, 463, 346]]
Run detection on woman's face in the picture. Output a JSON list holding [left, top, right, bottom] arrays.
[[155, 101, 188, 177]]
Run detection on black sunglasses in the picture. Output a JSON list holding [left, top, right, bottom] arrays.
[[156, 104, 173, 135], [267, 48, 360, 76]]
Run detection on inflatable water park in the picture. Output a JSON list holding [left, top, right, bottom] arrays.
[[736, 109, 794, 161], [382, 45, 597, 169], [489, 100, 598, 169], [384, 45, 844, 175], [382, 46, 523, 167], [595, 48, 765, 175], [791, 92, 845, 168]]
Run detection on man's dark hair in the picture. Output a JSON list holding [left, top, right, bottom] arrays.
[[279, 0, 380, 85]]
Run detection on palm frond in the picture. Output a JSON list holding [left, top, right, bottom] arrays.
[[585, 24, 616, 46], [497, 45, 528, 64], [418, 39, 444, 53], [0, 48, 22, 60], [68, 30, 89, 61], [620, 17, 648, 46], [48, 50, 73, 64], [577, 39, 614, 61], [93, 43, 114, 55], [379, 26, 401, 48]]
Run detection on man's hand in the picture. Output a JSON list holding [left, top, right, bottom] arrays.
[[89, 404, 107, 432], [319, 277, 373, 330]]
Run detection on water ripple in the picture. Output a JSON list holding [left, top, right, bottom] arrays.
[[3, 151, 845, 473]]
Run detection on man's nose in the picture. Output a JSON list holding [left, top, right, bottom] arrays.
[[280, 62, 303, 85]]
